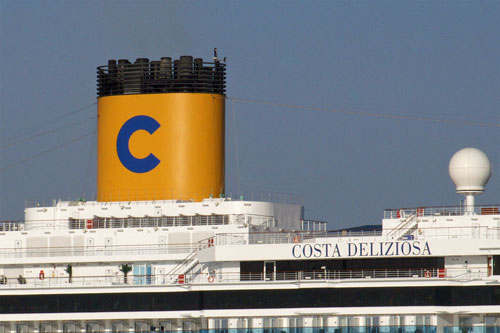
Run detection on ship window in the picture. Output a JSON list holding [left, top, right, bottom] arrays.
[[85, 322, 100, 333], [78, 215, 230, 229], [415, 315, 433, 333], [111, 321, 125, 333], [366, 316, 379, 333], [39, 323, 54, 333], [248, 318, 257, 330], [236, 318, 247, 329], [297, 317, 304, 331], [263, 317, 282, 333], [134, 321, 148, 333], [240, 261, 264, 281], [63, 322, 77, 333], [158, 321, 174, 331], [288, 318, 297, 333], [274, 257, 444, 272], [264, 261, 276, 281], [15, 323, 28, 333], [485, 315, 499, 332], [493, 256, 500, 275], [263, 318, 270, 333], [312, 316, 324, 333], [459, 316, 474, 328], [182, 320, 197, 331], [345, 317, 358, 331], [271, 257, 445, 280], [2, 286, 499, 313], [133, 264, 152, 285], [338, 316, 351, 333], [214, 319, 228, 333]]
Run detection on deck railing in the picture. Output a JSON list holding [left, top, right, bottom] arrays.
[[0, 326, 443, 333], [214, 226, 500, 246], [8, 213, 278, 231], [5, 326, 500, 333], [384, 204, 500, 219], [0, 243, 197, 259], [1, 226, 499, 259], [0, 267, 491, 290], [25, 191, 304, 209], [0, 221, 23, 231]]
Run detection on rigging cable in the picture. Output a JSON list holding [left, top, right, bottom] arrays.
[[0, 130, 96, 172], [227, 97, 500, 129], [0, 116, 96, 150], [1, 102, 96, 146], [230, 98, 241, 195], [2, 97, 498, 174], [81, 127, 97, 198]]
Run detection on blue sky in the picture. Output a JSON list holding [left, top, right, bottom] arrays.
[[1, 1, 499, 228]]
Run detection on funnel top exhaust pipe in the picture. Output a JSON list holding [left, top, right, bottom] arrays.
[[97, 55, 226, 97]]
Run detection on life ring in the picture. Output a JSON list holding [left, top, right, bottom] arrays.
[[424, 270, 431, 278], [208, 275, 215, 283], [39, 270, 45, 280], [293, 236, 301, 243]]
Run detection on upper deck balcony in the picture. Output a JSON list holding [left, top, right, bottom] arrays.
[[0, 221, 23, 231], [0, 266, 494, 291], [22, 192, 304, 231], [212, 225, 500, 248], [384, 204, 500, 219]]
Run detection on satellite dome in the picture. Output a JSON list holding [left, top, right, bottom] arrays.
[[449, 148, 491, 193]]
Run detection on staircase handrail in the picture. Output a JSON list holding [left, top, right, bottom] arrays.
[[166, 248, 198, 276], [388, 213, 417, 238]]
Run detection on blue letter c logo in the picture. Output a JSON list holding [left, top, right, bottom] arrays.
[[116, 115, 160, 173]]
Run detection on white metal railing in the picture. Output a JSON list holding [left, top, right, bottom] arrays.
[[0, 221, 23, 231], [246, 214, 276, 228], [302, 219, 328, 232], [2, 226, 498, 259], [412, 225, 500, 240], [384, 204, 500, 219], [388, 214, 418, 239], [166, 249, 199, 276], [248, 232, 320, 245], [211, 226, 500, 246], [0, 267, 491, 290], [15, 213, 278, 231], [25, 191, 304, 209], [0, 243, 196, 259], [69, 215, 230, 229]]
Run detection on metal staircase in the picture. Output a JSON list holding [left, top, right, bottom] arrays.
[[388, 213, 418, 240], [166, 249, 200, 283]]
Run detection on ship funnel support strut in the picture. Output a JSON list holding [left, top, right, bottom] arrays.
[[96, 55, 226, 202]]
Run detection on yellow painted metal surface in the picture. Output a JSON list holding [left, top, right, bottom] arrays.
[[97, 93, 225, 202]]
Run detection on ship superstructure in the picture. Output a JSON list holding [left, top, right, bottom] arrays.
[[0, 55, 498, 333]]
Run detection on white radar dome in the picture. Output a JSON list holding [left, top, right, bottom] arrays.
[[449, 147, 491, 193]]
